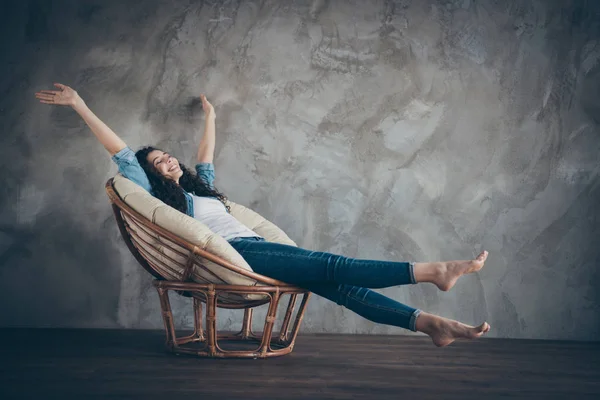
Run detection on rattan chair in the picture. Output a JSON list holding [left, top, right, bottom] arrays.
[[105, 176, 311, 358]]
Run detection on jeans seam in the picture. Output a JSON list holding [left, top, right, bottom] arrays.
[[342, 290, 414, 317], [238, 250, 412, 266], [235, 250, 320, 258]]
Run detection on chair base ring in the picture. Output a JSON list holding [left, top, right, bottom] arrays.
[[153, 280, 311, 359]]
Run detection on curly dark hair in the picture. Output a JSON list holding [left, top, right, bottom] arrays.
[[135, 146, 231, 214]]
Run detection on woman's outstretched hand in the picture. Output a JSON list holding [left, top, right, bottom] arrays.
[[35, 83, 80, 107], [200, 94, 215, 119]]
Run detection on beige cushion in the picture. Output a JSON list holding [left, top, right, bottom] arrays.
[[112, 174, 296, 300], [226, 201, 297, 247]]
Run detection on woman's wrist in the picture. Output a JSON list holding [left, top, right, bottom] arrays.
[[71, 95, 86, 112], [205, 115, 216, 125]]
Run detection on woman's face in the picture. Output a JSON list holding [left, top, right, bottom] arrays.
[[147, 150, 183, 182]]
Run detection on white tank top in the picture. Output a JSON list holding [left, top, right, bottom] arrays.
[[190, 193, 262, 241]]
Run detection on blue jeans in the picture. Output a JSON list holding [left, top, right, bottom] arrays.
[[228, 236, 422, 332]]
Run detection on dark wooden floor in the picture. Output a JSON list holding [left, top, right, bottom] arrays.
[[0, 329, 598, 399]]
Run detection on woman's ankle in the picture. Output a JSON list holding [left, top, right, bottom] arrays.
[[414, 311, 436, 334], [413, 262, 443, 285]]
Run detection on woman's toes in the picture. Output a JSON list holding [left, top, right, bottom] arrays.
[[474, 322, 490, 336], [476, 251, 489, 262]]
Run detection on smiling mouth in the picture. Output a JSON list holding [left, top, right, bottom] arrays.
[[168, 166, 179, 172]]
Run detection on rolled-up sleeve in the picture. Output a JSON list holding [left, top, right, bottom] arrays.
[[111, 146, 153, 193], [195, 163, 215, 189]]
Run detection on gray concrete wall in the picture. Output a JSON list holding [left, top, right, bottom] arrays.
[[1, 0, 598, 340]]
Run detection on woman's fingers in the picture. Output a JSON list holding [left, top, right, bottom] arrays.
[[39, 100, 54, 104], [35, 93, 55, 100], [200, 94, 213, 108], [54, 83, 66, 89], [39, 90, 58, 95], [36, 93, 55, 99]]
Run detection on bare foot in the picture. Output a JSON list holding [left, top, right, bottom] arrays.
[[416, 312, 491, 347], [434, 251, 488, 291]]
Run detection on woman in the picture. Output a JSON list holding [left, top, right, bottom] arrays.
[[36, 83, 491, 347]]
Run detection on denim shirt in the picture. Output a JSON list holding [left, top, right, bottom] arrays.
[[111, 146, 216, 217]]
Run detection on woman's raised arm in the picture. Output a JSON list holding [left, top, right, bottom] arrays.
[[196, 94, 216, 163], [35, 83, 127, 156]]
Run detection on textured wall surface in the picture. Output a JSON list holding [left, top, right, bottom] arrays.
[[1, 0, 599, 340]]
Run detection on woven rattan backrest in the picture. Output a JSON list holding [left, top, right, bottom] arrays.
[[105, 178, 288, 305]]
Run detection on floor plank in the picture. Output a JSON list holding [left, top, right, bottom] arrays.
[[0, 329, 598, 399]]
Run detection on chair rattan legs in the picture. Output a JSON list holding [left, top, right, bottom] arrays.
[[154, 280, 311, 359]]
